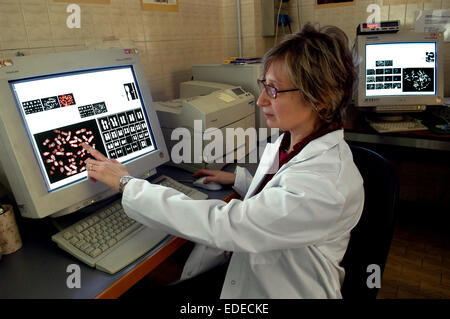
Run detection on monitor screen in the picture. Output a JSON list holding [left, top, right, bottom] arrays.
[[10, 66, 157, 192], [0, 49, 169, 219], [365, 42, 437, 97]]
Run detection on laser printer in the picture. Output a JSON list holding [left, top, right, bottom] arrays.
[[154, 81, 256, 172]]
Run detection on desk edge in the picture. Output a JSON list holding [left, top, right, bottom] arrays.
[[94, 237, 187, 299]]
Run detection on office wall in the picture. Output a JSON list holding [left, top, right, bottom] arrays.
[[233, 0, 449, 96], [223, 0, 273, 58], [0, 0, 229, 101], [1, 1, 448, 100]]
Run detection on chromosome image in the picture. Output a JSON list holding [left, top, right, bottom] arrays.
[[41, 96, 60, 111], [58, 93, 76, 107], [22, 99, 44, 115], [34, 119, 106, 184], [403, 68, 434, 92], [79, 102, 108, 118], [93, 102, 108, 115], [369, 65, 402, 90], [124, 83, 138, 101], [78, 104, 95, 118]]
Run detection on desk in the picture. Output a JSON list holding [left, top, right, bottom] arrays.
[[0, 165, 235, 299], [343, 109, 450, 152], [344, 108, 450, 204]]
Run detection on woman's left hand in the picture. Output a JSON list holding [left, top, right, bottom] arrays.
[[82, 143, 130, 193]]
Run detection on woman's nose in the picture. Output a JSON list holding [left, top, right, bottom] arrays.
[[256, 89, 270, 108]]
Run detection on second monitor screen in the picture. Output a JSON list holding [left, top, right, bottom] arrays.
[[365, 42, 437, 96]]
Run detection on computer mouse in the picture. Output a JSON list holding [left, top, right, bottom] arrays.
[[193, 177, 222, 191]]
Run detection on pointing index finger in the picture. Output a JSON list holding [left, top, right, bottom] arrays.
[[82, 143, 107, 161]]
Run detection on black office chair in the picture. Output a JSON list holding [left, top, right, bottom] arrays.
[[340, 145, 399, 299]]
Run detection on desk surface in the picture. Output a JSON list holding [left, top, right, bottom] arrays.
[[0, 165, 234, 299], [344, 108, 450, 152]]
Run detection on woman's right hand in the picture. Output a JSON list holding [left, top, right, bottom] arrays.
[[192, 169, 236, 185]]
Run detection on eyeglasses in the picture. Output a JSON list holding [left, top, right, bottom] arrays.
[[257, 79, 299, 99]]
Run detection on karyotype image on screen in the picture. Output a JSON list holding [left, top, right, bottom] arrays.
[[34, 119, 106, 184], [22, 99, 44, 115], [97, 108, 152, 159]]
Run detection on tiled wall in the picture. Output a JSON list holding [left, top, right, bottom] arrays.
[[1, 0, 449, 99], [0, 0, 228, 101]]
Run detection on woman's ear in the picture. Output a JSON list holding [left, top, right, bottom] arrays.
[[315, 103, 326, 112], [312, 103, 329, 121]]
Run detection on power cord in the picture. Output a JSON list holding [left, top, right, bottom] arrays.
[[274, 0, 283, 45]]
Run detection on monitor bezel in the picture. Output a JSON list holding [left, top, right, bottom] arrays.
[[355, 31, 444, 110]]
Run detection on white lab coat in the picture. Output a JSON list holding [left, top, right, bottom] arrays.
[[122, 129, 364, 299]]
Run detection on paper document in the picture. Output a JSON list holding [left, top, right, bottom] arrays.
[[415, 9, 450, 42], [218, 93, 235, 103]]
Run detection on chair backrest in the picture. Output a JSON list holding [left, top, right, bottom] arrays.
[[340, 145, 399, 299]]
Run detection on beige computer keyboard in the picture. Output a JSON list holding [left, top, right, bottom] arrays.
[[52, 175, 207, 274], [367, 118, 428, 133]]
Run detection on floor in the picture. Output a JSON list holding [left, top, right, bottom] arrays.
[[377, 200, 450, 299]]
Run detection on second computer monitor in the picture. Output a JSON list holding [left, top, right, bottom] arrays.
[[355, 31, 444, 112]]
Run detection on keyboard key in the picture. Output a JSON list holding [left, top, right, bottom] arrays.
[[84, 246, 95, 255], [63, 232, 73, 240], [89, 248, 102, 258]]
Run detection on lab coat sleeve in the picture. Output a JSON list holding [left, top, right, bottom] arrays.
[[122, 170, 346, 253], [179, 243, 230, 281], [232, 165, 253, 198]]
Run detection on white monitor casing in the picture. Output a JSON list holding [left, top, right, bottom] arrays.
[[355, 31, 444, 113]]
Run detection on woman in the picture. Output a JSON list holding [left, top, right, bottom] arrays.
[[83, 24, 364, 299]]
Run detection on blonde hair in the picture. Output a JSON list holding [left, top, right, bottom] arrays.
[[262, 23, 357, 124]]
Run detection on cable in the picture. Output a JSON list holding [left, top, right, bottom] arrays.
[[274, 0, 283, 45]]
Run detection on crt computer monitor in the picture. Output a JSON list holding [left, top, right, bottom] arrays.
[[0, 49, 169, 219], [355, 31, 444, 113]]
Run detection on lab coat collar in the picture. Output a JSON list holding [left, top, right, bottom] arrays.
[[287, 129, 344, 165], [245, 129, 344, 199]]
